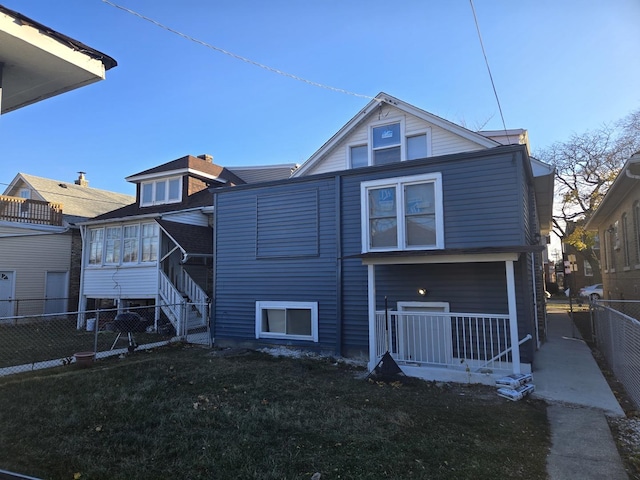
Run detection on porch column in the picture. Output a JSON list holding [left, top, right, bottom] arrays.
[[505, 260, 521, 374], [367, 264, 376, 371]]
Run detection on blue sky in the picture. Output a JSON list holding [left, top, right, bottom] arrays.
[[2, 0, 639, 196]]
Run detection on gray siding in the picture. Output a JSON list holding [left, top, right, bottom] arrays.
[[214, 179, 339, 351]]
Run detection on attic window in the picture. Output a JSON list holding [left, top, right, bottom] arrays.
[[141, 177, 182, 207]]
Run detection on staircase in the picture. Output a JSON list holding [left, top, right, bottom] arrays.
[[158, 270, 210, 345]]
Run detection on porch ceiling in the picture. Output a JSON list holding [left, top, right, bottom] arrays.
[[357, 245, 545, 265]]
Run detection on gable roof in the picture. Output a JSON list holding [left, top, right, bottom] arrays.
[[4, 173, 134, 223], [125, 155, 246, 186], [291, 92, 500, 177], [228, 164, 298, 184]]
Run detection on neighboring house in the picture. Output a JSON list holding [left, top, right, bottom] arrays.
[[585, 151, 640, 300], [0, 173, 133, 316], [76, 154, 295, 337], [0, 4, 116, 114], [562, 221, 602, 295], [211, 92, 554, 384]]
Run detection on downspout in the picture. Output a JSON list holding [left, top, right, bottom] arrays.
[[76, 225, 87, 329], [531, 253, 540, 348], [210, 191, 217, 345], [335, 175, 342, 356]]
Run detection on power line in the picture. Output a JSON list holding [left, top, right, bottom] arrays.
[[100, 0, 376, 101], [469, 0, 511, 143]]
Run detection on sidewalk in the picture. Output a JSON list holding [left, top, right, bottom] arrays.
[[534, 310, 628, 479]]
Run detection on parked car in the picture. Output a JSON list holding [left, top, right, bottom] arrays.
[[579, 284, 603, 301]]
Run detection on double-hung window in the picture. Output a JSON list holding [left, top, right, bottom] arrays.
[[141, 223, 158, 262], [123, 225, 139, 263], [255, 301, 318, 342], [88, 228, 104, 265], [361, 173, 443, 252], [372, 122, 402, 165], [141, 177, 182, 206]]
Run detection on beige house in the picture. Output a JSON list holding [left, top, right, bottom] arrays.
[[586, 152, 640, 300], [0, 173, 133, 316]]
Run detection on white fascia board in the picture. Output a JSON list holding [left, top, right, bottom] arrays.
[[0, 220, 67, 233], [125, 168, 226, 184], [77, 212, 162, 227]]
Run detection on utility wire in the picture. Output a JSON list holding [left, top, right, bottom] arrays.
[[100, 0, 376, 101], [469, 0, 511, 143]]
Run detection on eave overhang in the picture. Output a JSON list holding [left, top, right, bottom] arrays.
[[355, 245, 545, 266], [0, 5, 117, 114]]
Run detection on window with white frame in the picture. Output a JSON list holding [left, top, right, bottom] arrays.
[[255, 301, 318, 342], [406, 133, 429, 160], [88, 228, 104, 265], [361, 173, 443, 252], [634, 201, 640, 266], [372, 122, 402, 165], [141, 223, 159, 262], [87, 222, 158, 266], [104, 227, 122, 264], [622, 213, 630, 268], [584, 260, 593, 277], [140, 177, 182, 206], [349, 145, 368, 169], [123, 225, 139, 263]]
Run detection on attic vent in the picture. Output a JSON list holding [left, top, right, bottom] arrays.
[[58, 183, 68, 189]]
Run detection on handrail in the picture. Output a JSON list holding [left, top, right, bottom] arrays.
[[158, 271, 184, 335]]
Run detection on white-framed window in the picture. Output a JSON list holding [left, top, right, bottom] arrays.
[[255, 301, 318, 342], [622, 213, 630, 268], [371, 121, 403, 165], [349, 144, 368, 169], [87, 222, 158, 266], [140, 177, 182, 206], [361, 173, 444, 252], [123, 225, 139, 263], [104, 227, 122, 264], [141, 223, 159, 262], [406, 133, 430, 160], [584, 260, 593, 277], [633, 201, 640, 266], [88, 228, 104, 265]]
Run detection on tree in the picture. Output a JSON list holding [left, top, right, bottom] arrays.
[[536, 108, 640, 274]]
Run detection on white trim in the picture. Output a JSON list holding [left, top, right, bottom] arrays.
[[397, 301, 450, 312], [406, 128, 433, 160], [505, 260, 521, 374], [126, 168, 225, 183], [255, 301, 318, 342], [360, 172, 444, 253], [362, 252, 520, 265], [346, 141, 368, 169]]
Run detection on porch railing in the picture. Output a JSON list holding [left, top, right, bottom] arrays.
[[158, 271, 184, 334], [375, 311, 519, 373], [181, 271, 208, 320], [0, 195, 63, 226]]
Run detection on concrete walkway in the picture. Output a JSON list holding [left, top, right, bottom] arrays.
[[534, 310, 628, 479]]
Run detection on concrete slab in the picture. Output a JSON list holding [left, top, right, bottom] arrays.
[[546, 405, 628, 480], [533, 312, 624, 417]]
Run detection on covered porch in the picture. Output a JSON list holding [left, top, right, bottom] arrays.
[[364, 249, 542, 385]]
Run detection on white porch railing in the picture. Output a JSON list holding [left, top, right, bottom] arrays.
[[159, 271, 185, 335], [375, 311, 523, 374], [181, 271, 208, 320]]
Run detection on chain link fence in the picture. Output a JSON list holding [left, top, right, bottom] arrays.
[[0, 303, 210, 377], [592, 300, 640, 410]]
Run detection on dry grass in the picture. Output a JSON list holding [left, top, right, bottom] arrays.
[[0, 345, 549, 480]]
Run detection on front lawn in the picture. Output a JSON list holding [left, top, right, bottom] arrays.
[[0, 346, 549, 480]]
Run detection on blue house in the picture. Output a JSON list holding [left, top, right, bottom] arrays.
[[211, 93, 554, 384]]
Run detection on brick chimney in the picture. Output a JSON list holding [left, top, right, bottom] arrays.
[[197, 154, 213, 163], [75, 172, 89, 187]]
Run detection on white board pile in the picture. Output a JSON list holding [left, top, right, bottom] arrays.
[[496, 373, 535, 401]]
